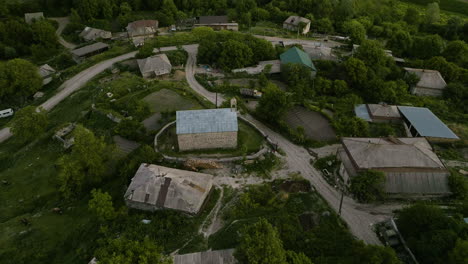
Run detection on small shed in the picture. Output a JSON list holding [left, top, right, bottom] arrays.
[[71, 42, 109, 62], [354, 104, 401, 123], [280, 47, 317, 76], [194, 16, 238, 31], [124, 163, 213, 214], [176, 108, 238, 151], [283, 16, 311, 34], [137, 54, 172, 78], [38, 64, 56, 86], [404, 67, 447, 96], [79, 27, 112, 41], [24, 12, 44, 24], [397, 106, 458, 141]]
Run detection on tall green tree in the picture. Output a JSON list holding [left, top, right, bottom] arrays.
[[10, 106, 48, 143], [0, 59, 42, 102], [449, 239, 468, 264], [218, 40, 253, 70], [426, 2, 440, 24], [88, 189, 116, 221], [235, 218, 287, 264], [256, 83, 291, 122], [343, 20, 366, 44], [32, 20, 59, 48], [95, 237, 172, 264]]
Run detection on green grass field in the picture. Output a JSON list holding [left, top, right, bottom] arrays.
[[142, 88, 202, 113]]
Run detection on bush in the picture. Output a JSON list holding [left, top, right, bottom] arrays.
[[448, 170, 468, 200], [114, 119, 147, 141], [165, 49, 188, 66], [349, 170, 386, 203]]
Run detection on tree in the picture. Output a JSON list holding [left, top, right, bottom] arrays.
[[256, 83, 291, 122], [95, 237, 172, 264], [0, 59, 42, 101], [424, 56, 459, 82], [344, 57, 368, 85], [218, 40, 253, 70], [58, 125, 111, 198], [88, 189, 116, 221], [32, 20, 59, 48], [448, 170, 468, 200], [426, 2, 440, 24], [355, 40, 389, 68], [162, 0, 178, 25], [192, 26, 215, 41], [387, 30, 412, 57], [404, 7, 421, 25], [285, 251, 314, 264], [350, 170, 385, 203], [135, 42, 154, 59], [449, 239, 468, 264], [10, 106, 48, 143], [77, 0, 99, 21], [343, 20, 366, 44], [443, 41, 468, 67], [235, 218, 287, 264], [411, 35, 444, 59]]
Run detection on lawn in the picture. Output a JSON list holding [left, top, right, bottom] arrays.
[[157, 120, 265, 157], [284, 106, 337, 141]]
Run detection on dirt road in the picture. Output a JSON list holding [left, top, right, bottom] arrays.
[[50, 17, 77, 49]]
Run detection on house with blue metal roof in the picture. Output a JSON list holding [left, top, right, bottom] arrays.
[[398, 106, 459, 141], [176, 108, 238, 151]]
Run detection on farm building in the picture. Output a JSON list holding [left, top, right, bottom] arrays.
[[124, 163, 213, 214], [174, 249, 236, 264], [38, 64, 56, 86], [126, 20, 158, 46], [404, 67, 446, 96], [24, 12, 44, 24], [338, 137, 451, 197], [283, 16, 311, 34], [194, 16, 238, 31], [280, 47, 317, 76], [137, 54, 172, 78], [176, 108, 238, 151], [71, 42, 109, 63], [79, 27, 112, 41], [398, 106, 459, 141]]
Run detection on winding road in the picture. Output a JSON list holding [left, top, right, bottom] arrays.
[[0, 37, 398, 245]]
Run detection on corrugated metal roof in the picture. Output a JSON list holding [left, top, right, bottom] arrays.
[[280, 47, 316, 71], [198, 16, 229, 24], [404, 67, 446, 90], [385, 171, 450, 194], [354, 104, 372, 122], [137, 54, 172, 75], [174, 249, 236, 264], [397, 106, 459, 139], [71, 42, 109, 57], [176, 108, 238, 135]]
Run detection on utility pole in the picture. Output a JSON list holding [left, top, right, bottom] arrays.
[[338, 191, 344, 215], [215, 92, 218, 108]]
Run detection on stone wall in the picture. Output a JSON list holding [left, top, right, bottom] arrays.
[[178, 131, 237, 151]]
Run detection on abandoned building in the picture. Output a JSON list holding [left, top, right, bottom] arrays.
[[283, 16, 311, 34], [194, 16, 239, 31], [126, 20, 158, 46], [79, 27, 112, 41], [338, 137, 451, 197], [38, 64, 56, 86], [176, 108, 238, 151], [24, 12, 44, 24], [404, 67, 447, 96], [124, 163, 214, 215], [71, 42, 109, 63], [137, 54, 172, 78]]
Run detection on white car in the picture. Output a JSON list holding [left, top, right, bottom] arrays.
[[0, 108, 14, 118]]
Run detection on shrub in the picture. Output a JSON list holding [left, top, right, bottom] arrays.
[[350, 170, 386, 203]]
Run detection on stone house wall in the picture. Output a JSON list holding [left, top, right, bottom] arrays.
[[178, 131, 237, 151]]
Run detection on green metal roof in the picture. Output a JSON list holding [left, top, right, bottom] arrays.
[[280, 47, 316, 71]]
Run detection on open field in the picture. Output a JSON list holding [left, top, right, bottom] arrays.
[[143, 88, 202, 113], [284, 106, 336, 141]]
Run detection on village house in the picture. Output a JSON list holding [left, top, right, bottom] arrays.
[[404, 67, 447, 96], [137, 54, 172, 78], [176, 108, 238, 151], [174, 249, 236, 264], [79, 27, 112, 42], [126, 20, 158, 46], [38, 64, 56, 86], [283, 16, 311, 34], [124, 163, 213, 214], [71, 42, 109, 63], [280, 47, 317, 77], [338, 137, 451, 197], [194, 16, 239, 31], [24, 12, 44, 24], [354, 103, 402, 123]]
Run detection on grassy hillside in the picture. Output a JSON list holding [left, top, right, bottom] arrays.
[[401, 0, 468, 16]]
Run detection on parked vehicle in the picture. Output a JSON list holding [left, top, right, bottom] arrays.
[[0, 108, 14, 118]]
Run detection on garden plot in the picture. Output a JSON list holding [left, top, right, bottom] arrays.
[[284, 106, 336, 141], [142, 89, 201, 113]]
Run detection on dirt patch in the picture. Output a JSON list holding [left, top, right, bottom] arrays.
[[279, 180, 311, 193], [284, 106, 336, 141], [299, 212, 320, 231], [270, 80, 288, 91], [172, 70, 186, 81], [142, 113, 162, 131]]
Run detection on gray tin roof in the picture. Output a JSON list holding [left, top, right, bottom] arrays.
[[174, 249, 236, 264], [71, 42, 109, 57], [176, 108, 238, 135], [398, 106, 459, 139], [354, 104, 372, 122]]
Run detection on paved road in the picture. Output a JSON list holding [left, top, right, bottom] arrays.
[[50, 17, 77, 50], [255, 35, 343, 49], [182, 45, 399, 244]]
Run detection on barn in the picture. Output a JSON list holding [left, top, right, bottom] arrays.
[[176, 108, 238, 151]]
